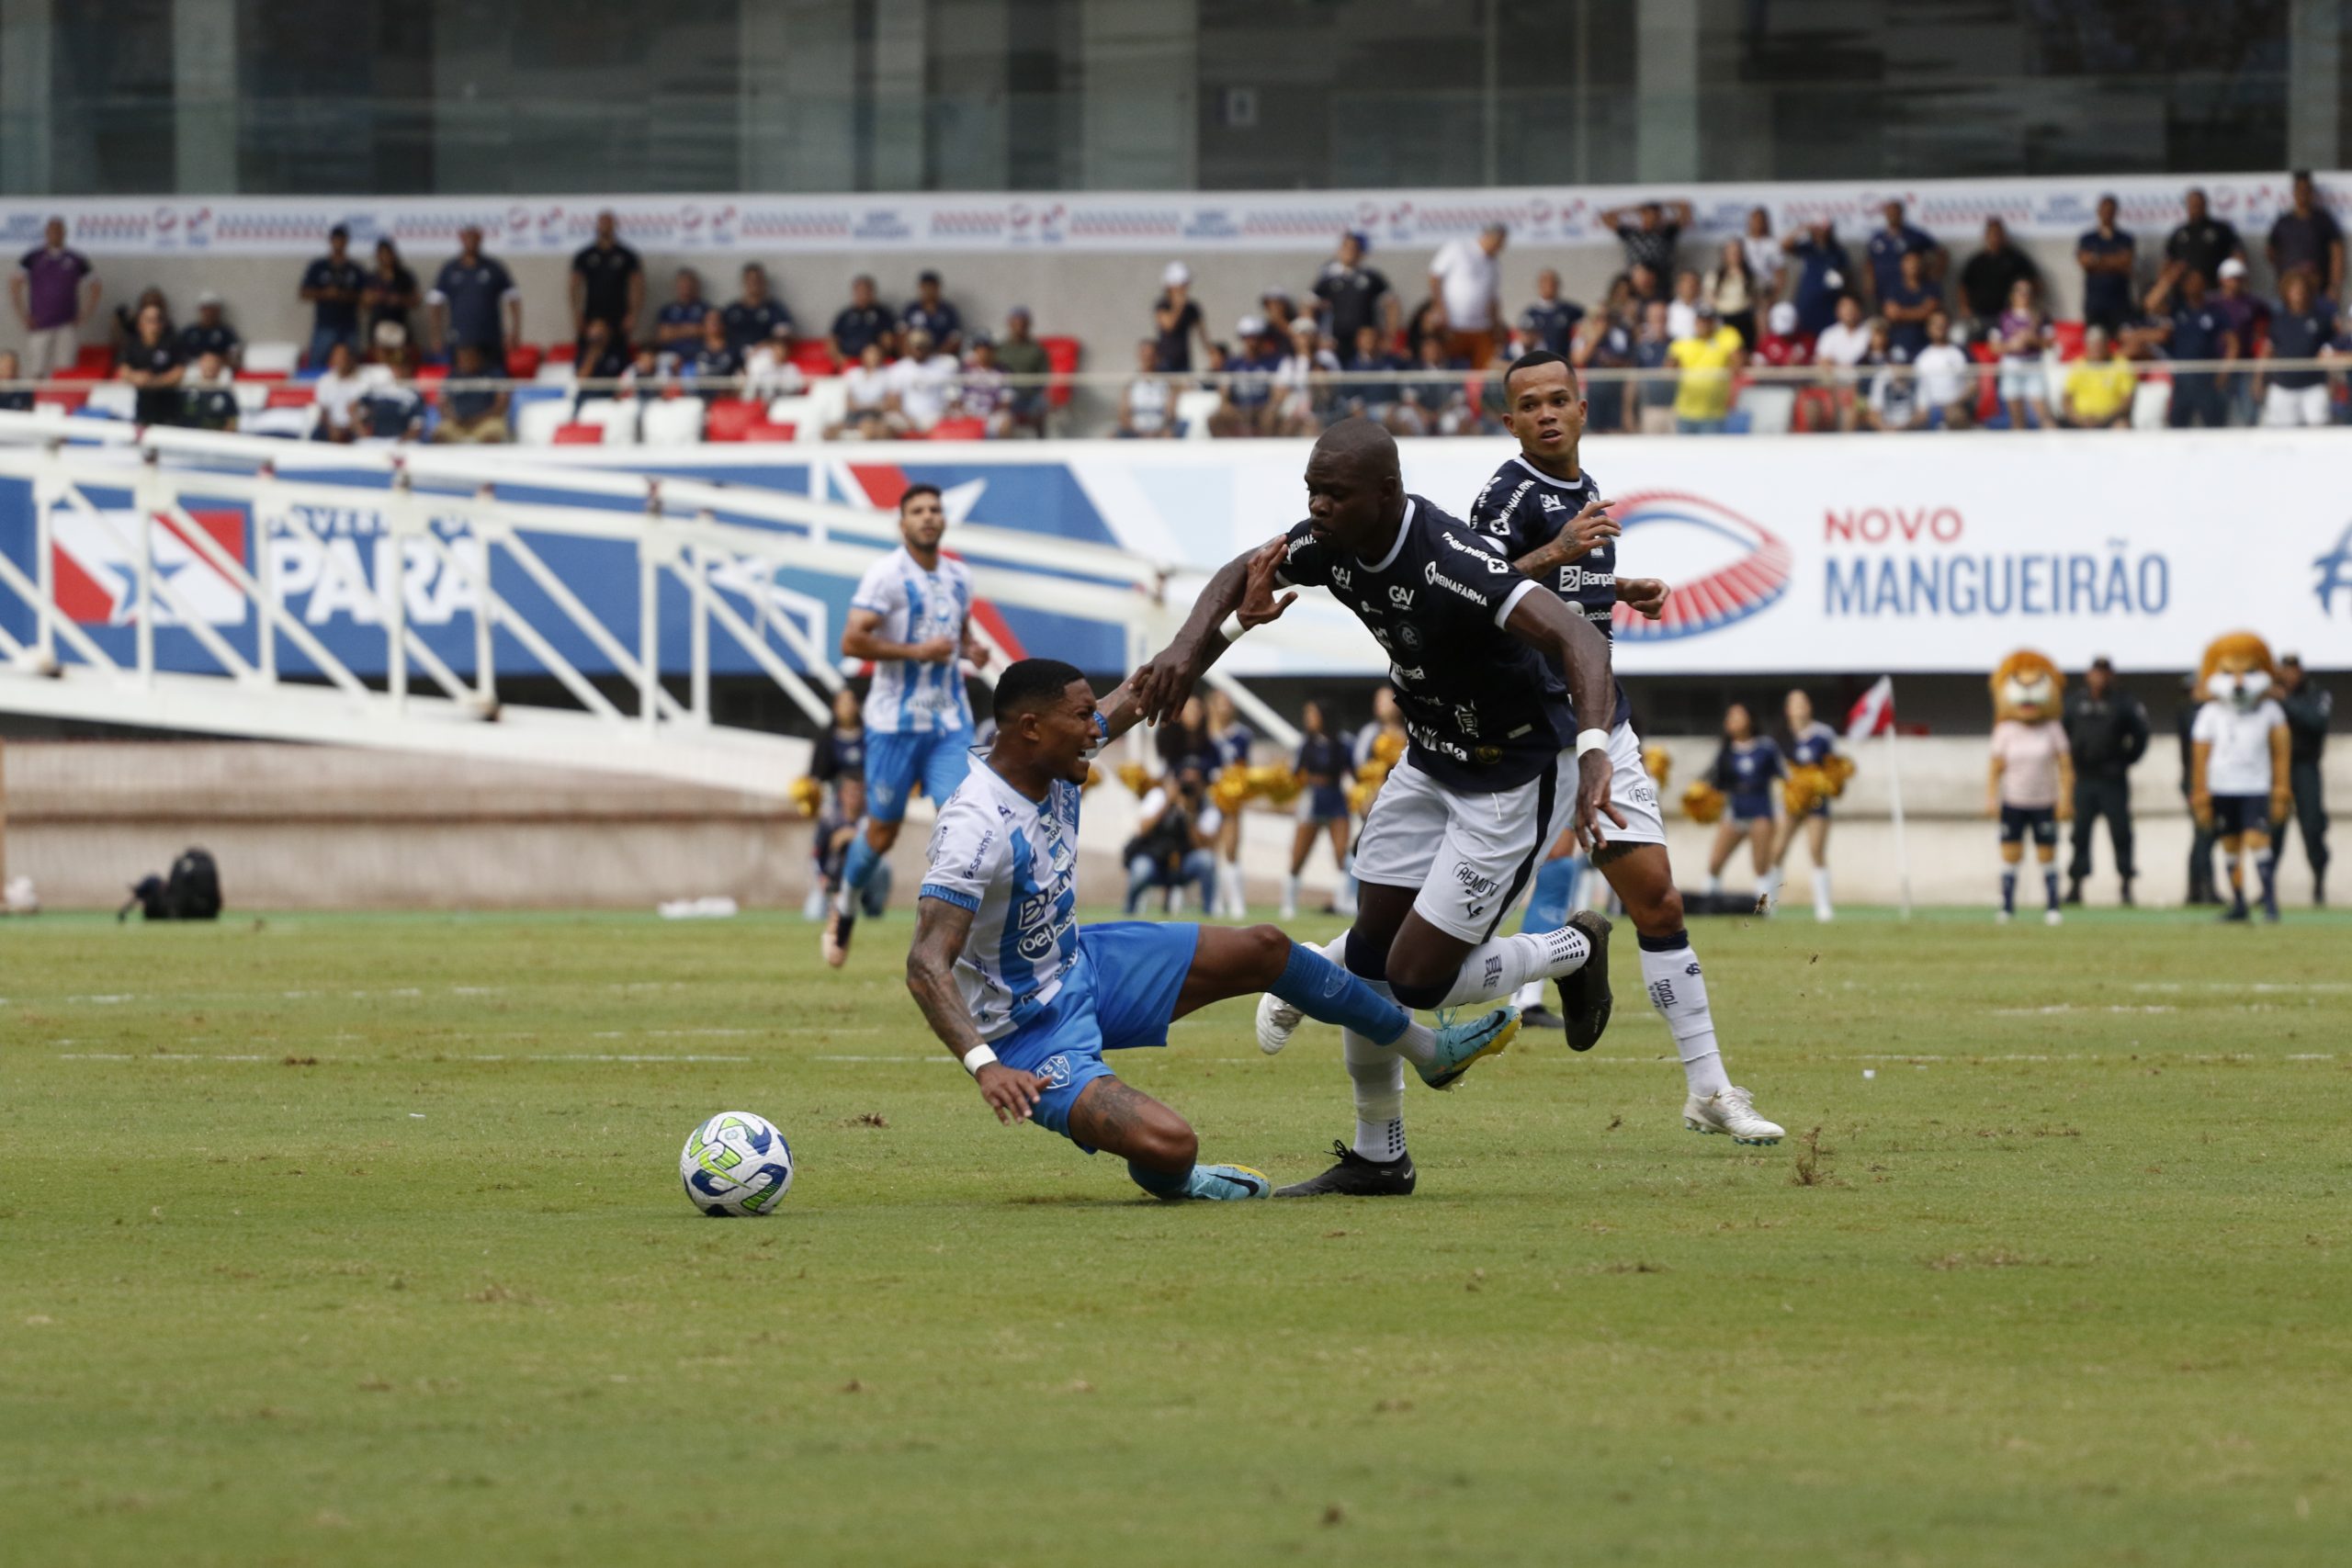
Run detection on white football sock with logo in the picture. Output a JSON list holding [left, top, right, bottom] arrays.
[[1344, 1010, 1407, 1162], [1640, 939, 1733, 1099], [1435, 925, 1590, 1010]]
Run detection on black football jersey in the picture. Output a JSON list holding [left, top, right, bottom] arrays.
[[1466, 455, 1632, 728], [1276, 495, 1574, 792]]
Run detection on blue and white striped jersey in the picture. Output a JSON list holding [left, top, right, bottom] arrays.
[[851, 546, 975, 735], [917, 761, 1082, 1042]]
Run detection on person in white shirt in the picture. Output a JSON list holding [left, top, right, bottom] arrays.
[[888, 327, 961, 433], [2192, 650, 2292, 921], [1665, 268, 1703, 343], [1271, 316, 1340, 435], [1911, 309, 1977, 429], [834, 340, 904, 438], [1740, 206, 1785, 302], [1427, 222, 1508, 367], [310, 340, 368, 443], [1116, 337, 1173, 437], [1811, 298, 1873, 432]]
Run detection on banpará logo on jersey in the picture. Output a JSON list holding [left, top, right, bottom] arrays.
[[1606, 491, 1792, 642]]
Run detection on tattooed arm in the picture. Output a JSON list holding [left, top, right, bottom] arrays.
[[907, 894, 1046, 1124]]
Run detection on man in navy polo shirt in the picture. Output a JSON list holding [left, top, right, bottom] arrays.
[[2165, 187, 2245, 288], [901, 269, 962, 355], [1882, 249, 1939, 358], [1517, 269, 1583, 355], [12, 218, 100, 378], [2076, 195, 2139, 335], [1781, 220, 1850, 339], [1866, 200, 1941, 306], [2146, 266, 2235, 427], [1312, 231, 1394, 348], [299, 225, 366, 367], [2256, 271, 2336, 427], [177, 291, 241, 369], [720, 264, 793, 355], [654, 268, 709, 366], [428, 227, 520, 362], [569, 209, 643, 354], [831, 275, 894, 362], [2267, 170, 2345, 301]]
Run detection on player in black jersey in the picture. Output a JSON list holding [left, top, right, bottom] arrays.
[[1134, 418, 1620, 1194], [1468, 349, 1786, 1145]]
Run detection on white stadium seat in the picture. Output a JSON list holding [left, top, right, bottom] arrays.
[[576, 397, 641, 445], [1174, 388, 1223, 439], [641, 398, 707, 446], [799, 377, 848, 439], [85, 383, 135, 420], [243, 341, 300, 376], [514, 398, 571, 446], [2130, 378, 2172, 430]]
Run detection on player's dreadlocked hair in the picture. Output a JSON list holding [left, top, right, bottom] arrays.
[[993, 657, 1088, 722], [1504, 347, 1577, 392]]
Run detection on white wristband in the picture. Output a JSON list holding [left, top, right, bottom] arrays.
[[960, 1043, 998, 1077], [1216, 611, 1248, 644], [1575, 728, 1611, 758]]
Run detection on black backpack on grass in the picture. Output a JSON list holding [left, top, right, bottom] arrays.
[[119, 847, 223, 922]]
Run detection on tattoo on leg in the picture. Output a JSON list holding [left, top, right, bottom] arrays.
[[1592, 841, 1638, 868], [1076, 1076, 1153, 1154]]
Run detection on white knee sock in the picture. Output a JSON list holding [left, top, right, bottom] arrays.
[[1639, 934, 1732, 1099], [1758, 866, 1784, 910], [1436, 924, 1590, 1009], [1344, 1004, 1408, 1162], [1281, 874, 1300, 917], [1811, 866, 1833, 916]]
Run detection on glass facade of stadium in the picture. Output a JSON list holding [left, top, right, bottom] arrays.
[[3, 0, 2343, 197]]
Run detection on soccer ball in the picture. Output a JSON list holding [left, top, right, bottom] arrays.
[[679, 1111, 795, 1216]]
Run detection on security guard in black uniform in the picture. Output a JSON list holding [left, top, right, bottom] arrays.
[[2064, 655, 2150, 906], [2174, 673, 2219, 905], [2278, 654, 2331, 906]]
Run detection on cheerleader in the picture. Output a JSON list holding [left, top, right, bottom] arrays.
[[1204, 689, 1254, 918], [1773, 689, 1842, 921], [1283, 700, 1352, 919], [1703, 703, 1787, 911]]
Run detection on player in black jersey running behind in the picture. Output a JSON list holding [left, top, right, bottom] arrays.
[[1132, 417, 1622, 1195]]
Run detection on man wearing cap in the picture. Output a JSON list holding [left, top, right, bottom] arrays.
[[2277, 655, 2331, 905], [994, 307, 1050, 434], [300, 224, 367, 368], [2063, 656, 2150, 906], [2164, 187, 2245, 288], [1152, 263, 1208, 374], [1312, 231, 1395, 349], [1427, 222, 1508, 368], [11, 218, 99, 378], [2076, 195, 2139, 336], [178, 291, 242, 370], [1664, 299, 1746, 434], [902, 270, 962, 356], [830, 275, 893, 363]]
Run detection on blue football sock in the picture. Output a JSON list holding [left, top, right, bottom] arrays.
[[2041, 869, 2060, 911], [839, 833, 881, 907], [1271, 938, 1408, 1046], [1999, 867, 2018, 913], [1127, 1160, 1192, 1199], [1520, 853, 1582, 936]]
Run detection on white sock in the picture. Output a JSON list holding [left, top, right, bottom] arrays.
[[1512, 977, 1544, 1010], [1639, 938, 1732, 1099], [1436, 925, 1590, 1009], [1334, 854, 1359, 916], [1344, 994, 1408, 1162], [1811, 866, 1833, 913], [1282, 874, 1300, 915], [1704, 873, 1723, 896], [1758, 866, 1784, 908]]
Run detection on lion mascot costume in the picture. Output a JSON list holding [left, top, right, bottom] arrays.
[[2190, 631, 2292, 921], [1987, 650, 2073, 924]]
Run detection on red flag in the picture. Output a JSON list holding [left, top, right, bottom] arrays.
[[1846, 676, 1894, 740]]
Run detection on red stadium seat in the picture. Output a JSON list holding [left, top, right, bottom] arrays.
[[546, 342, 577, 364], [702, 400, 765, 442], [266, 385, 316, 408], [1039, 335, 1081, 408], [1969, 343, 2002, 423], [788, 340, 839, 376], [741, 421, 797, 443], [51, 362, 104, 383], [551, 422, 605, 446], [2050, 321, 2086, 361], [74, 344, 115, 374], [34, 389, 87, 413], [505, 344, 545, 378], [928, 418, 987, 441]]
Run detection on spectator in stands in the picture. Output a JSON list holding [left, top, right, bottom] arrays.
[[1623, 260, 1666, 307], [2076, 195, 2139, 334], [2059, 327, 2135, 429], [1313, 231, 1394, 349], [177, 290, 240, 370], [363, 240, 419, 348], [617, 345, 662, 404], [1632, 299, 1676, 434], [1209, 316, 1281, 436], [1958, 217, 2040, 336], [1341, 322, 1408, 429], [1705, 239, 1761, 345], [299, 224, 366, 367], [2165, 187, 2245, 288], [354, 363, 424, 443], [901, 269, 962, 355], [994, 307, 1050, 435], [311, 341, 368, 442], [1782, 221, 1849, 340], [2256, 270, 2335, 427], [653, 269, 708, 366], [435, 344, 510, 444], [368, 317, 412, 368], [1401, 330, 1477, 436], [1996, 277, 2052, 430], [1810, 295, 1872, 433], [110, 287, 171, 363], [1860, 321, 1922, 432], [1866, 199, 1943, 305], [0, 352, 28, 412], [1882, 248, 1939, 358], [1666, 300, 1744, 435], [828, 275, 891, 363], [1740, 207, 1784, 305], [955, 335, 1012, 436], [1758, 301, 1834, 434], [576, 317, 629, 384], [1117, 339, 1174, 438], [1152, 262, 1209, 374], [11, 217, 98, 378], [725, 264, 795, 356], [1428, 221, 1508, 368], [688, 310, 743, 405], [429, 227, 520, 363], [1666, 268, 1702, 342], [179, 350, 238, 433], [2144, 265, 2235, 428], [570, 209, 643, 355], [1572, 283, 1637, 435], [835, 341, 904, 439], [115, 300, 184, 427], [1517, 268, 1581, 356], [1259, 285, 1298, 338], [1913, 310, 1976, 429], [1271, 316, 1339, 436], [2267, 170, 2345, 301], [888, 328, 960, 434], [1601, 197, 1690, 279]]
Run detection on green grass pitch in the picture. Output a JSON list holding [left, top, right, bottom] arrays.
[[4, 905, 2348, 1566]]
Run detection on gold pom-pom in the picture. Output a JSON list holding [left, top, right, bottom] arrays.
[[1642, 743, 1672, 790], [1782, 764, 1827, 818], [1082, 763, 1103, 794], [1681, 780, 1725, 825], [1117, 760, 1153, 796], [1822, 751, 1856, 795], [1348, 779, 1380, 818], [1371, 728, 1406, 768], [1211, 770, 1250, 813], [787, 775, 822, 818], [1247, 763, 1302, 806]]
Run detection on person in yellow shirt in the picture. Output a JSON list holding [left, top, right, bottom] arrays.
[[1666, 301, 1747, 433], [2060, 325, 2136, 428]]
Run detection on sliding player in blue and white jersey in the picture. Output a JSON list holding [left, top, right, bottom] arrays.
[[826, 484, 986, 968], [905, 640, 1521, 1201]]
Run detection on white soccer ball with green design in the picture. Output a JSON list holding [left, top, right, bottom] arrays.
[[680, 1111, 795, 1216]]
